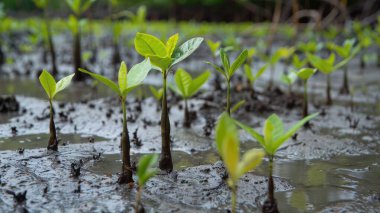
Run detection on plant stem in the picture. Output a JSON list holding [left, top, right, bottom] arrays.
[[73, 17, 85, 81], [340, 66, 350, 94], [326, 74, 332, 105], [44, 9, 58, 77], [231, 185, 237, 213], [159, 72, 173, 171], [135, 185, 142, 213], [183, 98, 190, 128], [226, 79, 231, 115], [302, 80, 308, 118], [262, 155, 279, 213], [118, 97, 133, 184], [48, 99, 58, 151]]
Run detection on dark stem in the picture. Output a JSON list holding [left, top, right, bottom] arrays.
[[73, 24, 85, 81], [48, 100, 58, 151], [268, 65, 274, 91], [118, 98, 134, 184], [340, 66, 350, 94], [302, 80, 308, 118], [360, 54, 365, 70], [262, 155, 279, 213], [44, 9, 58, 77], [326, 74, 332, 105], [226, 79, 231, 115], [135, 186, 143, 213], [159, 73, 173, 171], [183, 99, 191, 128]]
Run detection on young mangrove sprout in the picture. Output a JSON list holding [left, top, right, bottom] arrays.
[[149, 86, 163, 111], [280, 71, 297, 96], [208, 49, 248, 115], [206, 39, 221, 59], [216, 113, 265, 213], [296, 68, 316, 118], [307, 53, 350, 105], [135, 154, 158, 212], [265, 47, 294, 90], [327, 39, 361, 94], [244, 63, 268, 96], [66, 0, 96, 81], [33, 0, 59, 76], [134, 32, 203, 171], [79, 59, 152, 184], [235, 112, 318, 212], [171, 68, 210, 128], [39, 70, 75, 151]]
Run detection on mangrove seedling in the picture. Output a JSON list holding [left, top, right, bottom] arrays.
[[171, 68, 210, 128], [280, 71, 297, 96], [307, 53, 350, 105], [134, 32, 203, 171], [149, 86, 163, 111], [327, 39, 361, 94], [208, 49, 248, 115], [292, 55, 308, 70], [216, 113, 265, 213], [39, 70, 75, 151], [235, 112, 318, 213], [296, 68, 317, 118], [244, 63, 268, 96], [66, 0, 96, 81], [79, 59, 152, 184], [206, 39, 221, 58], [135, 154, 158, 212], [265, 47, 294, 90], [33, 0, 59, 76]]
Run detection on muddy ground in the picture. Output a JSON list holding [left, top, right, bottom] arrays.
[[1, 33, 380, 212]]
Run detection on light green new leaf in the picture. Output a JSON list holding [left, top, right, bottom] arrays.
[[237, 149, 265, 177], [118, 62, 128, 93], [222, 132, 240, 182], [206, 40, 221, 55], [229, 49, 248, 77], [231, 99, 246, 114], [148, 55, 172, 72], [220, 49, 230, 72], [188, 70, 210, 97], [280, 72, 298, 86], [125, 59, 152, 94], [137, 154, 159, 187], [175, 68, 192, 97], [292, 55, 307, 69], [244, 64, 254, 82], [172, 37, 204, 66], [78, 68, 121, 96], [166, 33, 179, 57], [296, 68, 316, 80], [149, 86, 163, 100], [307, 53, 333, 74], [134, 33, 168, 58], [55, 74, 75, 97], [263, 114, 284, 152], [234, 120, 265, 147], [39, 70, 56, 100], [215, 113, 237, 154], [206, 61, 227, 79]]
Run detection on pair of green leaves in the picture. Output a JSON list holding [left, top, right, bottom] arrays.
[[280, 72, 297, 86], [216, 113, 265, 185], [66, 0, 95, 16], [67, 15, 86, 35], [78, 59, 152, 98], [327, 39, 357, 59], [137, 154, 158, 187], [306, 53, 336, 74], [292, 55, 308, 70], [296, 68, 317, 81], [171, 69, 210, 99], [206, 39, 221, 56], [134, 33, 204, 72], [149, 86, 163, 101], [39, 70, 75, 100], [268, 47, 295, 65], [297, 41, 322, 53], [235, 113, 319, 156], [244, 64, 268, 86], [208, 49, 248, 81]]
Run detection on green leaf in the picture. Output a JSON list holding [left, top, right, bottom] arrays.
[[244, 64, 254, 83], [206, 61, 227, 79], [280, 72, 297, 85], [307, 53, 333, 74], [237, 149, 265, 177], [149, 86, 163, 100], [292, 55, 307, 69], [263, 114, 284, 153], [234, 120, 265, 148], [229, 49, 248, 77], [273, 112, 319, 153], [231, 99, 246, 114], [137, 154, 159, 187], [296, 68, 316, 80], [33, 0, 48, 9], [78, 68, 121, 96], [147, 55, 172, 72], [222, 130, 240, 182], [174, 68, 192, 98], [66, 0, 80, 15], [220, 48, 230, 72], [172, 37, 204, 66], [81, 0, 95, 14], [215, 113, 237, 155], [55, 74, 75, 97], [166, 33, 179, 57], [118, 61, 128, 94], [206, 40, 221, 55], [255, 64, 268, 79], [188, 70, 210, 97], [134, 32, 168, 58], [39, 70, 56, 100], [125, 59, 152, 95]]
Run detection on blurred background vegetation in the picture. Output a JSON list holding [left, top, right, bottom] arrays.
[[1, 0, 379, 23]]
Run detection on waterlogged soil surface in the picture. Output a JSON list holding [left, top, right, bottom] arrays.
[[1, 39, 380, 212]]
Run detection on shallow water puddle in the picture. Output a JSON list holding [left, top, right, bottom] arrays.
[[0, 133, 106, 150]]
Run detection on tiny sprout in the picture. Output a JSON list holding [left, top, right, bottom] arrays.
[[206, 39, 221, 58], [135, 32, 204, 171], [39, 70, 75, 151], [79, 59, 152, 184], [135, 154, 158, 212], [171, 68, 210, 128], [280, 71, 297, 95], [208, 49, 248, 115], [266, 47, 295, 90], [292, 55, 308, 70], [244, 64, 268, 96], [216, 113, 264, 213], [235, 112, 318, 211], [296, 68, 317, 118], [149, 86, 163, 101]]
